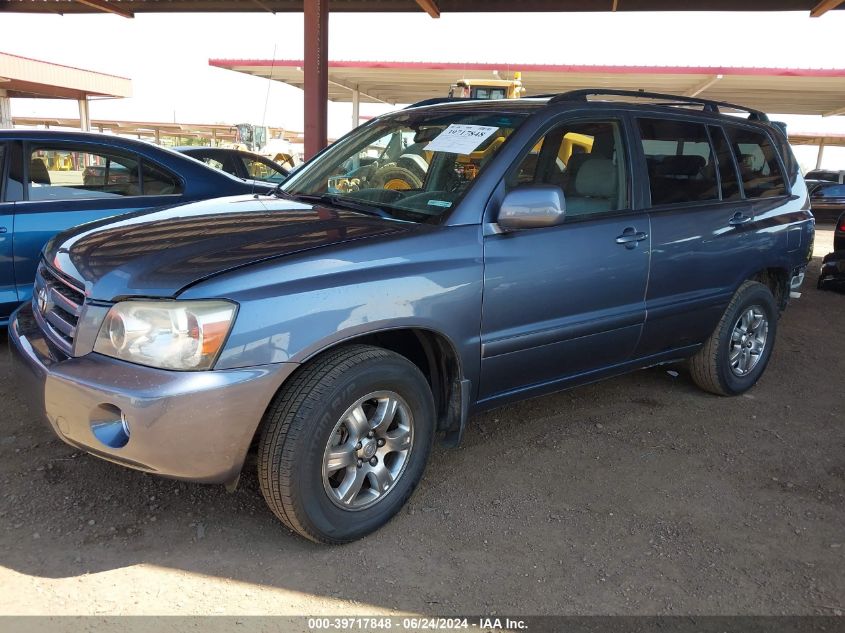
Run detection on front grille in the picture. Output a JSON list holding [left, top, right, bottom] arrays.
[[33, 262, 86, 355]]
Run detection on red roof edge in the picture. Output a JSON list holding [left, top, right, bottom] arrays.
[[208, 58, 845, 78]]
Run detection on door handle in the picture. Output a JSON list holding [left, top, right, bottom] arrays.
[[729, 211, 752, 226], [0, 227, 7, 234], [615, 227, 648, 249]]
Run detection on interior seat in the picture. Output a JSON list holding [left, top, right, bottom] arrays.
[[566, 158, 618, 216], [29, 158, 51, 185]]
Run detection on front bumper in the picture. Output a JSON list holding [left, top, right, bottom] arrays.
[[9, 302, 298, 485]]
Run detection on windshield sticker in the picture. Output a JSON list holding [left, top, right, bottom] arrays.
[[427, 200, 453, 208], [424, 124, 500, 155]]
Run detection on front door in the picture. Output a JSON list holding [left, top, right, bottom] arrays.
[[479, 117, 650, 403], [0, 141, 23, 321]]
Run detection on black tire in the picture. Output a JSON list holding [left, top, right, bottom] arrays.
[[257, 344, 435, 544], [689, 280, 778, 396], [370, 164, 423, 190]]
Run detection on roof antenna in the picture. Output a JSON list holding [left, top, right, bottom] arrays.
[[255, 43, 278, 197]]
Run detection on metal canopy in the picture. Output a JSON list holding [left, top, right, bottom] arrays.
[[10, 116, 304, 144], [2, 0, 844, 16], [791, 132, 845, 146], [209, 59, 845, 116], [0, 52, 131, 100], [7, 0, 844, 155]]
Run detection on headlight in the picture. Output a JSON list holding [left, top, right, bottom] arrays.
[[94, 300, 237, 370]]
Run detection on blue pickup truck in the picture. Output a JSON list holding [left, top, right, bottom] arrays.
[[10, 90, 813, 544]]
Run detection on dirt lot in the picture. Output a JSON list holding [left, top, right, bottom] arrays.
[[0, 227, 842, 617]]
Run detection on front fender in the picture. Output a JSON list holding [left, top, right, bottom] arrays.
[[181, 225, 485, 391]]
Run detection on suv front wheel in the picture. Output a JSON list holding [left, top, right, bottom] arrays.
[[689, 280, 778, 396], [257, 345, 435, 544]]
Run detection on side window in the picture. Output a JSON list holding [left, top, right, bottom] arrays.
[[28, 147, 140, 201], [141, 161, 182, 196], [241, 156, 285, 183], [638, 118, 719, 206], [200, 156, 226, 172], [510, 119, 629, 218], [724, 126, 786, 199], [708, 126, 742, 201]]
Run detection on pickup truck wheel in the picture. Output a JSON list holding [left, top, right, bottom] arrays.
[[257, 345, 435, 544], [689, 280, 778, 396]]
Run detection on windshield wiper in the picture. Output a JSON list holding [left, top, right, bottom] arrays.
[[271, 181, 291, 198], [291, 193, 394, 219]]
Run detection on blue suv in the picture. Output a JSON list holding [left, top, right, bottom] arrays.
[[0, 131, 273, 324], [10, 91, 813, 543]]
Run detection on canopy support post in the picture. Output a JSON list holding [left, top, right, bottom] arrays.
[[816, 140, 826, 169], [304, 0, 329, 159]]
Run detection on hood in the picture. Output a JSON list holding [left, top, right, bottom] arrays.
[[44, 194, 413, 300]]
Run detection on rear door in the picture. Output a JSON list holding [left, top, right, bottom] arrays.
[[634, 117, 756, 357], [13, 141, 184, 303], [479, 116, 650, 402]]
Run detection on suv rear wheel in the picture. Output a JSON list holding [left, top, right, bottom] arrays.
[[257, 345, 435, 544], [689, 280, 778, 396]]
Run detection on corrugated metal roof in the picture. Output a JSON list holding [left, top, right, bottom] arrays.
[[1, 0, 843, 16], [209, 58, 845, 115], [0, 51, 132, 99]]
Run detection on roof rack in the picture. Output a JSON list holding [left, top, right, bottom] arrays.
[[546, 89, 769, 122], [405, 97, 476, 109]]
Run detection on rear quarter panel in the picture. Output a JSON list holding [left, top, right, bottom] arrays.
[[747, 176, 814, 282]]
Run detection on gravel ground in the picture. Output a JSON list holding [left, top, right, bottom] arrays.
[[0, 227, 842, 617]]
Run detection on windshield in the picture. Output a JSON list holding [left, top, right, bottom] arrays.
[[280, 109, 528, 222]]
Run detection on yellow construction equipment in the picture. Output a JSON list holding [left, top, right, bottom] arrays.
[[448, 72, 526, 100]]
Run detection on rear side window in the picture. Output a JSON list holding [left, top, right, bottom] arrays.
[[708, 126, 742, 201], [141, 161, 182, 196], [724, 126, 786, 199], [241, 156, 286, 183], [28, 147, 140, 201], [774, 131, 799, 187], [638, 118, 719, 206]]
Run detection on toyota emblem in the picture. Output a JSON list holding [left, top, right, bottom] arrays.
[[36, 286, 50, 314]]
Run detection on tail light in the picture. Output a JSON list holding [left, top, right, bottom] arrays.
[[838, 216, 845, 232]]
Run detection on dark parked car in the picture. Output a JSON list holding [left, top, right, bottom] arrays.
[[11, 90, 813, 544], [818, 210, 845, 291], [176, 146, 289, 185], [807, 179, 845, 223], [804, 169, 845, 184], [818, 250, 845, 291], [0, 131, 275, 324]]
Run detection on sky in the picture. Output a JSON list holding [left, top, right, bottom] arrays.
[[3, 9, 845, 169]]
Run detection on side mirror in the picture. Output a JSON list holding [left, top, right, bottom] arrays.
[[496, 185, 566, 231]]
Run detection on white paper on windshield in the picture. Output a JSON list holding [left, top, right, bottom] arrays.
[[424, 124, 499, 155]]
